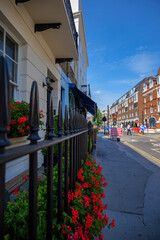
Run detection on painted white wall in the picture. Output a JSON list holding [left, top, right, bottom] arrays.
[[0, 0, 63, 182], [70, 0, 88, 94], [1, 0, 88, 183]]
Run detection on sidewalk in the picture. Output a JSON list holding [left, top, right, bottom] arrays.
[[95, 132, 160, 240]]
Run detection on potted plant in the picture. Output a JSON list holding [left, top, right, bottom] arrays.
[[8, 100, 44, 146], [93, 127, 99, 143]]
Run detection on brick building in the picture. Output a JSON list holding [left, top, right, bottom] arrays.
[[109, 78, 147, 128], [107, 67, 160, 132], [141, 69, 160, 130]]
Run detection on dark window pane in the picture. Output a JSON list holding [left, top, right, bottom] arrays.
[[0, 27, 4, 50], [6, 56, 17, 83], [9, 84, 14, 99], [6, 34, 18, 61]]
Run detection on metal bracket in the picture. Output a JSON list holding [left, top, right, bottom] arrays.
[[15, 0, 30, 5], [35, 23, 61, 32], [55, 58, 73, 64]]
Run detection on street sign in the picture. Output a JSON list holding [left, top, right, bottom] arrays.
[[111, 127, 123, 136], [102, 116, 107, 122]]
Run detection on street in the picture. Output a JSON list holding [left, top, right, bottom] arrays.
[[121, 132, 160, 166], [95, 131, 160, 240]]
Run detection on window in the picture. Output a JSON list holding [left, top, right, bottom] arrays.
[[129, 106, 131, 110], [143, 84, 147, 92], [136, 111, 138, 117], [150, 93, 153, 101], [129, 113, 131, 117], [157, 89, 160, 98], [149, 80, 153, 88], [132, 104, 134, 109], [158, 102, 160, 112], [157, 76, 160, 85], [145, 108, 146, 114], [125, 100, 128, 106], [134, 102, 138, 108], [0, 25, 19, 99], [144, 96, 146, 103], [150, 106, 153, 113]]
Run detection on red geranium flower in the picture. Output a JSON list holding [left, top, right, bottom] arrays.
[[111, 219, 115, 228], [13, 187, 20, 195], [19, 129, 24, 133]]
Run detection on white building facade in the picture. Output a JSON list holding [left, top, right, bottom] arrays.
[[0, 0, 81, 183]]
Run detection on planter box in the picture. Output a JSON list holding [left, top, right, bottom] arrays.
[[7, 136, 29, 149]]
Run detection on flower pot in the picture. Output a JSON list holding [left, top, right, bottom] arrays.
[[7, 136, 29, 149]]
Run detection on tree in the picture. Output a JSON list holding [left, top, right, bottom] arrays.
[[92, 108, 102, 126]]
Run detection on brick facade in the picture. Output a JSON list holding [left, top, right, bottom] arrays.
[[107, 68, 160, 131], [142, 75, 160, 130]]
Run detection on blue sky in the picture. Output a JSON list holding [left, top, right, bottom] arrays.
[[82, 0, 160, 111]]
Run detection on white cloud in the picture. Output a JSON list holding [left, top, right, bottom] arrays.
[[135, 46, 145, 51], [102, 51, 160, 76], [94, 90, 101, 94], [123, 52, 160, 75]]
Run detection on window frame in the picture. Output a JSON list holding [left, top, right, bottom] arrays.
[[150, 92, 153, 101], [0, 21, 20, 101], [149, 80, 153, 89], [158, 102, 160, 112], [143, 83, 147, 92]]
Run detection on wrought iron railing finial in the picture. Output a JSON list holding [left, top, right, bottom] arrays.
[[27, 81, 41, 143]]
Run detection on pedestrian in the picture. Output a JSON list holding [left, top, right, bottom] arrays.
[[120, 123, 123, 129], [127, 124, 131, 135]]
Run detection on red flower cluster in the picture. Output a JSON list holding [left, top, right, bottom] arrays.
[[22, 175, 29, 181], [77, 168, 84, 182], [13, 187, 20, 195], [62, 153, 115, 240], [71, 208, 79, 224], [8, 100, 44, 137]]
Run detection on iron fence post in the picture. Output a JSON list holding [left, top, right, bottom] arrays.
[[57, 101, 63, 222], [46, 86, 55, 240], [64, 105, 69, 213], [69, 109, 73, 191], [73, 110, 76, 188], [28, 81, 41, 240]]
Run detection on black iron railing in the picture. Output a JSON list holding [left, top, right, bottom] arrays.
[[64, 0, 78, 50], [0, 56, 93, 240]]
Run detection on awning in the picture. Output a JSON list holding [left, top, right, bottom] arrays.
[[69, 83, 97, 116]]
